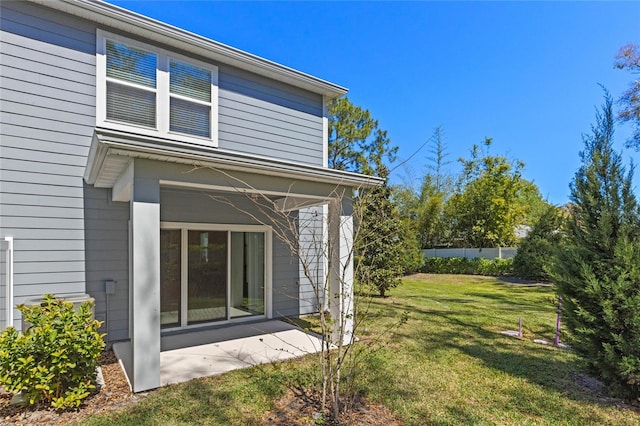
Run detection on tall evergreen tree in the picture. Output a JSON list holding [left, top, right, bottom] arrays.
[[327, 97, 410, 295], [327, 97, 397, 177], [356, 166, 404, 297], [552, 93, 640, 399]]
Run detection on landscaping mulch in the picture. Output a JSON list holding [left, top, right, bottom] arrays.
[[0, 350, 144, 425], [261, 388, 402, 426]]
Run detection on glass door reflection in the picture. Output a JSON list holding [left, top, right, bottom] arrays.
[[187, 230, 227, 324]]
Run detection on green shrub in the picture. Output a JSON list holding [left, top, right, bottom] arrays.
[[421, 257, 513, 276], [513, 206, 564, 281], [0, 294, 105, 409]]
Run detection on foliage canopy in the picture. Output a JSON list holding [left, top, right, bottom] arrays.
[[512, 205, 564, 281], [615, 43, 640, 149], [447, 138, 544, 247], [328, 96, 398, 177]]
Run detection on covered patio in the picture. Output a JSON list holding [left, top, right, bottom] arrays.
[[85, 128, 382, 392], [113, 320, 323, 387]]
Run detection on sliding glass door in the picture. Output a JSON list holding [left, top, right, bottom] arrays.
[[230, 232, 265, 318], [160, 229, 181, 329], [187, 231, 227, 324], [160, 225, 268, 330]]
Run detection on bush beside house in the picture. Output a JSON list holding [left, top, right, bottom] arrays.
[[0, 295, 105, 409]]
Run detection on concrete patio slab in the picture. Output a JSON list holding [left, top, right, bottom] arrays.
[[113, 320, 324, 389]]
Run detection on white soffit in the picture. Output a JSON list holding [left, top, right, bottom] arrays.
[[85, 129, 384, 190]]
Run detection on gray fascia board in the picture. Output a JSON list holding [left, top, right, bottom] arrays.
[[89, 128, 384, 189], [29, 0, 348, 100]]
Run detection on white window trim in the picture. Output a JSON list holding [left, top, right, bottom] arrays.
[[159, 222, 273, 332], [97, 29, 219, 147]]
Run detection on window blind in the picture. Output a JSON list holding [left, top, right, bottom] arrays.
[[170, 97, 210, 138], [106, 82, 156, 128]]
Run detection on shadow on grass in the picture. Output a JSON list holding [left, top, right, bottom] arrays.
[[498, 276, 553, 286], [406, 308, 633, 424], [82, 380, 239, 425], [365, 284, 639, 424]]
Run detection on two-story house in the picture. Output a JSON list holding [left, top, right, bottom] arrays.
[[0, 0, 380, 392]]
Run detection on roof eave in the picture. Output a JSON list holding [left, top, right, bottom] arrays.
[[86, 129, 384, 189], [30, 0, 348, 100]]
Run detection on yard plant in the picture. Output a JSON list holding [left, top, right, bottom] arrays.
[[422, 256, 513, 276], [0, 294, 105, 409]]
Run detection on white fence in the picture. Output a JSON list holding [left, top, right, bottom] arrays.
[[0, 237, 14, 329], [422, 247, 517, 260]]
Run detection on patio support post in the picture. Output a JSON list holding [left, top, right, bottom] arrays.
[[328, 195, 354, 345], [130, 170, 161, 392]]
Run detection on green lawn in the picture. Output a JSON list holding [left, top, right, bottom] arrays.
[[79, 274, 640, 425]]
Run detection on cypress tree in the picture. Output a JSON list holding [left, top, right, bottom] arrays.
[[356, 165, 403, 297], [552, 94, 640, 399]]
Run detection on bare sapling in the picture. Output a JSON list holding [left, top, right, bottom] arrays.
[[200, 165, 406, 419]]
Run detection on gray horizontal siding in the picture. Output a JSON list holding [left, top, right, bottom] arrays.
[[2, 160, 86, 179], [13, 240, 85, 251], [14, 261, 86, 275], [13, 283, 86, 298], [1, 30, 94, 67], [4, 229, 86, 240], [1, 66, 95, 99], [2, 205, 85, 220], [0, 1, 95, 54], [17, 250, 85, 262], [2, 52, 96, 86], [0, 122, 94, 148], [0, 0, 327, 336], [1, 86, 95, 118], [218, 65, 324, 166], [1, 75, 95, 107], [1, 110, 94, 137], [1, 145, 89, 168], [13, 271, 85, 286], [0, 1, 97, 326], [1, 169, 85, 188], [219, 65, 322, 114], [1, 102, 95, 130], [84, 185, 130, 343], [0, 181, 85, 198], [0, 193, 84, 209]]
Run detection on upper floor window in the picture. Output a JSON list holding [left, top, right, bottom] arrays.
[[97, 30, 218, 145]]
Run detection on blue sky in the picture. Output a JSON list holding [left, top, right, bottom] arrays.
[[109, 1, 639, 205]]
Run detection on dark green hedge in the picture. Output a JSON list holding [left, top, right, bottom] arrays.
[[421, 257, 513, 276]]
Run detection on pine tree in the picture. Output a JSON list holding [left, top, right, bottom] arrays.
[[552, 93, 640, 399]]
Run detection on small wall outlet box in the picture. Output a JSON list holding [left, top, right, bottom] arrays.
[[105, 280, 116, 295]]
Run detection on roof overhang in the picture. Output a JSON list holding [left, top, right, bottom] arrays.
[[29, 0, 348, 100], [85, 128, 384, 195]]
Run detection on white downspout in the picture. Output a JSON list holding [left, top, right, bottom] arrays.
[[3, 237, 14, 328]]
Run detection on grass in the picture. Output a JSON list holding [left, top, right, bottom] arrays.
[[78, 274, 640, 425]]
